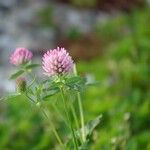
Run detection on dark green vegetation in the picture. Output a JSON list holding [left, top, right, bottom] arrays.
[[0, 7, 150, 150]]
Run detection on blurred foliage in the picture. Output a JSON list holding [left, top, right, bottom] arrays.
[[70, 0, 97, 8], [59, 0, 145, 10], [0, 7, 150, 150], [36, 6, 54, 27], [67, 26, 82, 41]]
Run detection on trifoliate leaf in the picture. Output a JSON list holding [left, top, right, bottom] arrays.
[[25, 64, 40, 69], [9, 70, 25, 80]]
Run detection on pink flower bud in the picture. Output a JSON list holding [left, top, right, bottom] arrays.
[[10, 47, 33, 66], [42, 47, 74, 76]]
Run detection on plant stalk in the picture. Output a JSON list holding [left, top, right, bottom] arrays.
[[77, 92, 86, 142], [60, 88, 79, 150], [40, 106, 65, 150], [73, 64, 86, 142], [69, 99, 80, 130]]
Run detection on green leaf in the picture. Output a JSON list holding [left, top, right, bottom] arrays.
[[66, 76, 82, 84], [76, 115, 102, 140], [66, 138, 74, 150], [66, 115, 102, 149], [9, 70, 24, 80], [65, 76, 87, 91], [42, 79, 53, 84], [25, 64, 40, 69], [0, 93, 21, 101], [85, 115, 102, 138], [79, 140, 90, 150], [42, 79, 62, 91], [42, 88, 60, 100], [26, 88, 35, 95]]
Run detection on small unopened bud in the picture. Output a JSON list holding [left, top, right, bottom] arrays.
[[16, 77, 26, 92]]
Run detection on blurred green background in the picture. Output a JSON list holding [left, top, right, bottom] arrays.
[[0, 0, 150, 149]]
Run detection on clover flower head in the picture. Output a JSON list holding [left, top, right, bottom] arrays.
[[42, 47, 74, 76], [10, 47, 33, 66]]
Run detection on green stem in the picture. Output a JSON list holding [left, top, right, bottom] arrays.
[[77, 92, 86, 142], [69, 99, 80, 130], [52, 103, 69, 128], [73, 64, 86, 142], [40, 106, 65, 150], [60, 88, 79, 150]]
